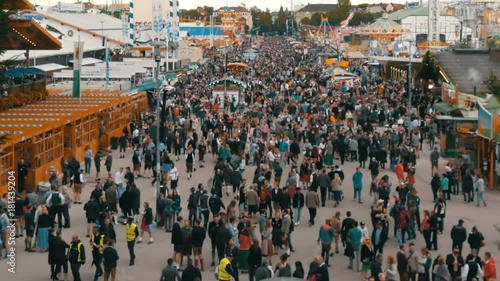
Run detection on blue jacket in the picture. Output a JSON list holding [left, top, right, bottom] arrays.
[[352, 172, 363, 190], [318, 224, 335, 243], [348, 227, 363, 249]]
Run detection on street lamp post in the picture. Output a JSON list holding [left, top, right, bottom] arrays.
[[151, 40, 163, 195], [407, 39, 414, 111]]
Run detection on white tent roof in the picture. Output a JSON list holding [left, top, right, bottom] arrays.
[[347, 51, 366, 59], [32, 63, 68, 72], [69, 58, 103, 66]]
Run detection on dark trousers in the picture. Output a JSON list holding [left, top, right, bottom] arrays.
[[308, 208, 317, 225], [62, 205, 70, 227], [201, 210, 209, 229], [249, 266, 258, 281], [216, 244, 225, 263], [463, 189, 473, 202], [339, 152, 346, 164], [319, 186, 327, 207], [321, 243, 331, 265], [430, 229, 438, 250], [409, 272, 417, 281], [18, 178, 26, 193], [70, 263, 82, 281], [49, 206, 63, 229], [127, 241, 136, 262], [373, 243, 384, 256], [55, 262, 68, 274], [452, 241, 463, 254], [93, 254, 103, 278], [423, 230, 432, 250]]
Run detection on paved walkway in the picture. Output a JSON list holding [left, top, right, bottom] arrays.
[[2, 137, 499, 280]]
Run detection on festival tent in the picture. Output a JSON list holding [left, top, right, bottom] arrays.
[[324, 66, 357, 80]]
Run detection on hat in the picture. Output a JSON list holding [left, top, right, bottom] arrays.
[[458, 219, 465, 224], [226, 253, 233, 258]]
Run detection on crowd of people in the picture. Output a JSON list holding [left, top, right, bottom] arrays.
[[0, 36, 498, 281]]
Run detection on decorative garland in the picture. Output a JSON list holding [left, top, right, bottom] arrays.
[[0, 89, 49, 111]]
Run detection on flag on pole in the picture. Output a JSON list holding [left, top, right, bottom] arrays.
[[72, 42, 84, 98], [105, 37, 110, 86]]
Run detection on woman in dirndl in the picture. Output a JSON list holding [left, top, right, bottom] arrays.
[[261, 220, 274, 264], [271, 211, 282, 254], [36, 208, 53, 251], [138, 202, 154, 244], [299, 159, 310, 189]]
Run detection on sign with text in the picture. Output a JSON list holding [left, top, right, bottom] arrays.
[[477, 102, 492, 139], [441, 82, 459, 106]]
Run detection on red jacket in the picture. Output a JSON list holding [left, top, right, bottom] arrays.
[[395, 164, 405, 180], [483, 258, 497, 281]]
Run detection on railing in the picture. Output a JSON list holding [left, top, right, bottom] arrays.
[[6, 80, 46, 94]]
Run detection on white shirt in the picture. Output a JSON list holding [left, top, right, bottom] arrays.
[[267, 151, 275, 162], [114, 171, 125, 185], [359, 226, 370, 242], [170, 167, 178, 180], [132, 129, 139, 138], [46, 192, 65, 208], [461, 263, 483, 281]]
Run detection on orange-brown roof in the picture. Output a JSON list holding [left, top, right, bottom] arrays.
[[1, 0, 33, 10], [1, 19, 62, 50]]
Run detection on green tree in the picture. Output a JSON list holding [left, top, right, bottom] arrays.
[[487, 72, 500, 96], [181, 9, 203, 19], [300, 17, 312, 25], [351, 12, 375, 26], [274, 6, 287, 35], [310, 13, 322, 26], [203, 6, 214, 16], [418, 51, 439, 81]]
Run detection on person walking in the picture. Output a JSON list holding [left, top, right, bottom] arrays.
[[352, 167, 364, 204], [160, 258, 181, 281], [397, 244, 409, 281], [482, 252, 497, 281], [137, 202, 154, 244], [305, 188, 319, 226], [406, 242, 420, 281], [191, 219, 206, 271], [450, 219, 467, 254], [475, 174, 487, 207], [125, 217, 138, 266], [102, 239, 119, 281], [347, 221, 363, 272], [46, 186, 65, 230], [317, 218, 335, 267], [218, 254, 237, 281], [51, 230, 69, 281], [90, 226, 105, 281], [67, 235, 86, 281], [318, 169, 330, 207], [467, 226, 485, 254]]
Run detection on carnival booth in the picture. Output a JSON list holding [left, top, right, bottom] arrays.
[[359, 13, 410, 56], [0, 91, 147, 194], [209, 77, 247, 110]]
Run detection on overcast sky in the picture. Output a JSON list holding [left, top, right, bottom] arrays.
[[31, 0, 410, 12]]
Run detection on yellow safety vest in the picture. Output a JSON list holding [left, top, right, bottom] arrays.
[[218, 258, 232, 281], [91, 234, 105, 254], [126, 224, 137, 242], [68, 242, 83, 262]]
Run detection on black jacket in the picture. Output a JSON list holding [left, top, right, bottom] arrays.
[[292, 192, 305, 208], [371, 260, 383, 281], [102, 246, 119, 268], [247, 248, 263, 269], [446, 253, 464, 273], [100, 224, 117, 241], [314, 264, 330, 281], [208, 195, 225, 214], [84, 200, 100, 220], [181, 265, 202, 281], [451, 225, 467, 243], [67, 240, 86, 264], [191, 226, 206, 248], [131, 187, 141, 210], [171, 222, 183, 245], [49, 236, 69, 265]]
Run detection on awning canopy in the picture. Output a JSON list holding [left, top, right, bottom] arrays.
[[434, 102, 464, 117], [1, 67, 45, 77], [324, 67, 357, 79], [209, 77, 247, 88], [69, 58, 103, 66], [1, 19, 62, 50], [31, 63, 68, 72]]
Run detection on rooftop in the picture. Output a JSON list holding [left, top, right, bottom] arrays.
[[387, 7, 452, 21], [216, 7, 249, 13], [297, 4, 339, 13], [179, 26, 222, 37], [434, 50, 500, 94]]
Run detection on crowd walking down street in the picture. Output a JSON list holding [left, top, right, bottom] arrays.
[[0, 36, 499, 281]]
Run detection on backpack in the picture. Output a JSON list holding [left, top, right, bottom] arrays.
[[51, 192, 62, 206]]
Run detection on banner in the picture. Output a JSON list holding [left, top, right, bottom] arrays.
[[477, 102, 492, 139], [72, 42, 84, 98]]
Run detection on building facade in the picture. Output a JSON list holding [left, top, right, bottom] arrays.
[[214, 6, 253, 30]]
